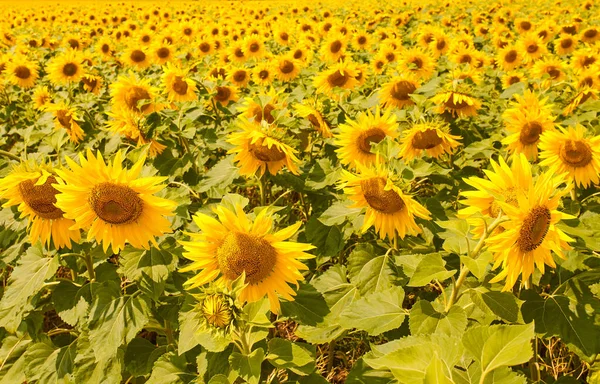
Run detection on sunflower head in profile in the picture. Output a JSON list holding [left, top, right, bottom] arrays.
[[485, 155, 574, 291], [122, 46, 151, 69], [295, 99, 332, 138], [211, 85, 238, 107], [110, 73, 161, 115], [179, 204, 314, 313], [334, 107, 399, 168], [379, 77, 420, 109], [162, 62, 197, 102], [81, 74, 103, 95], [237, 88, 284, 125], [431, 87, 481, 118], [539, 125, 600, 188], [54, 150, 176, 253], [47, 49, 85, 85], [106, 109, 166, 158], [398, 120, 462, 161], [563, 86, 598, 115], [0, 161, 81, 249], [227, 119, 300, 177], [313, 60, 359, 96], [6, 56, 39, 88], [339, 162, 431, 240], [502, 90, 556, 160], [32, 86, 52, 110], [45, 102, 85, 144]]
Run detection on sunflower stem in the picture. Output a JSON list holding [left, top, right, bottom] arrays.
[[164, 320, 176, 350], [83, 252, 96, 282], [259, 174, 268, 206], [0, 150, 20, 161], [327, 339, 336, 373]]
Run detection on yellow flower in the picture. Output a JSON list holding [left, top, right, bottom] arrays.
[[539, 125, 600, 188], [47, 49, 85, 85], [274, 56, 302, 82], [54, 150, 176, 253], [0, 161, 80, 249], [180, 204, 314, 313], [431, 90, 481, 118], [313, 60, 359, 96], [295, 100, 332, 138], [81, 74, 103, 95], [400, 48, 435, 80], [379, 77, 420, 109], [110, 73, 161, 115], [162, 63, 197, 102], [45, 103, 85, 144], [496, 45, 522, 71], [6, 56, 39, 88], [122, 46, 151, 70], [398, 121, 462, 161], [339, 162, 431, 240], [32, 86, 52, 110]]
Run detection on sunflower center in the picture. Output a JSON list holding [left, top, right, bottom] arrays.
[[411, 129, 443, 150], [520, 21, 532, 30], [519, 121, 543, 145], [280, 32, 289, 41], [327, 70, 351, 87], [130, 49, 146, 63], [360, 177, 405, 214], [547, 67, 560, 79], [584, 29, 598, 38], [249, 43, 260, 52], [357, 128, 386, 153], [234, 48, 244, 58], [436, 40, 446, 50], [508, 76, 521, 85], [358, 36, 367, 45], [184, 28, 192, 36], [330, 40, 342, 54], [559, 139, 593, 168], [18, 177, 64, 220], [411, 57, 424, 68], [101, 44, 110, 53], [459, 55, 472, 64], [56, 110, 72, 128], [391, 80, 417, 101], [83, 77, 98, 89], [89, 182, 143, 225], [279, 60, 295, 74], [444, 95, 469, 110], [561, 39, 573, 49], [563, 26, 576, 34], [307, 114, 321, 127], [233, 70, 247, 82], [172, 76, 188, 95], [249, 140, 287, 162], [217, 232, 277, 284], [526, 44, 538, 54], [124, 86, 151, 112], [199, 42, 211, 52], [583, 56, 596, 67], [293, 49, 303, 59], [517, 206, 551, 253], [62, 63, 78, 77], [142, 35, 150, 43], [505, 50, 517, 63], [14, 66, 31, 79], [157, 47, 170, 59], [215, 86, 231, 102]]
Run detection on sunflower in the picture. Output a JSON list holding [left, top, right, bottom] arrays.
[[6, 56, 39, 88], [334, 107, 398, 168], [313, 60, 359, 96], [197, 37, 215, 56], [501, 71, 527, 89], [502, 90, 555, 160], [515, 18, 535, 34], [212, 85, 238, 107], [539, 125, 600, 188], [228, 42, 247, 64], [430, 33, 450, 58], [431, 90, 481, 118], [272, 56, 300, 82], [110, 73, 161, 114], [242, 35, 265, 59], [106, 109, 166, 158], [571, 48, 598, 72], [518, 34, 547, 63], [459, 155, 530, 238], [227, 67, 251, 88], [46, 49, 85, 85], [122, 46, 151, 69], [449, 44, 479, 67], [45, 102, 85, 143], [96, 37, 114, 59], [180, 204, 314, 313], [497, 45, 522, 71], [162, 63, 197, 102], [252, 63, 275, 86], [54, 150, 176, 253], [294, 99, 332, 138], [0, 161, 80, 249], [398, 121, 462, 161], [563, 87, 598, 115], [32, 86, 52, 110], [555, 34, 578, 55], [353, 31, 371, 50], [379, 77, 420, 109], [274, 28, 292, 46], [227, 119, 300, 176], [339, 162, 431, 240], [152, 42, 175, 65], [371, 55, 387, 75], [237, 89, 283, 125], [581, 27, 600, 44], [531, 57, 567, 86], [80, 74, 103, 95], [400, 48, 435, 80], [486, 158, 573, 291]]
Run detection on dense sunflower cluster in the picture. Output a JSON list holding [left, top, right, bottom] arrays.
[[0, 0, 600, 382]]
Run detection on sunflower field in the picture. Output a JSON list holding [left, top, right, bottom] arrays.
[[1, 0, 600, 383]]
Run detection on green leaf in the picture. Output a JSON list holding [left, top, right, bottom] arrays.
[[87, 282, 151, 362], [424, 354, 454, 384], [348, 245, 399, 295], [279, 281, 329, 326], [346, 358, 395, 384], [409, 301, 467, 337], [305, 158, 342, 190], [500, 82, 525, 99], [0, 245, 59, 332], [229, 348, 265, 384], [318, 201, 362, 226], [462, 323, 534, 376], [147, 352, 195, 384], [23, 342, 59, 383], [125, 338, 159, 377], [471, 290, 522, 323], [460, 251, 493, 281], [178, 305, 231, 354], [56, 339, 78, 378], [0, 336, 30, 383], [208, 375, 230, 384], [52, 281, 99, 327], [339, 286, 406, 336], [72, 331, 123, 384], [267, 338, 316, 375], [407, 253, 456, 287], [304, 216, 345, 257], [198, 156, 239, 193], [119, 245, 177, 301]]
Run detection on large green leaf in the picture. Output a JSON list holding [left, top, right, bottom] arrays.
[[304, 216, 345, 257], [409, 301, 467, 337], [453, 362, 527, 384], [318, 201, 362, 226], [197, 156, 239, 193], [0, 245, 59, 332], [52, 281, 99, 327], [470, 289, 522, 324], [462, 323, 534, 378], [348, 244, 399, 295], [266, 338, 316, 375], [72, 331, 123, 384], [345, 358, 395, 384], [279, 281, 330, 326], [0, 336, 31, 383], [407, 253, 456, 287], [229, 348, 265, 384], [87, 282, 151, 361], [339, 286, 406, 335], [147, 352, 195, 384], [23, 342, 59, 383], [125, 338, 159, 377]]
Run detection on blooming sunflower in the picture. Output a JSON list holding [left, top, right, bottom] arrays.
[[295, 99, 332, 138], [539, 125, 600, 188], [252, 63, 275, 86], [531, 57, 567, 87], [502, 90, 556, 160], [81, 74, 103, 95], [47, 49, 85, 85], [555, 34, 578, 55], [400, 48, 435, 80], [486, 159, 573, 291], [237, 89, 283, 125], [518, 34, 547, 63], [497, 45, 522, 71], [45, 102, 85, 143], [152, 42, 175, 65], [501, 71, 527, 89], [54, 150, 176, 253], [110, 73, 161, 115], [379, 77, 420, 109], [334, 107, 398, 168], [274, 56, 302, 82], [32, 86, 51, 110], [212, 85, 238, 107], [339, 162, 431, 240], [227, 67, 251, 88], [179, 204, 314, 313], [242, 35, 265, 59], [227, 119, 300, 176], [162, 63, 197, 102], [106, 109, 166, 158], [0, 161, 80, 249], [313, 60, 359, 96], [6, 56, 39, 88], [320, 34, 346, 62], [563, 87, 598, 115], [431, 90, 481, 118], [398, 121, 462, 161], [122, 47, 151, 70]]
